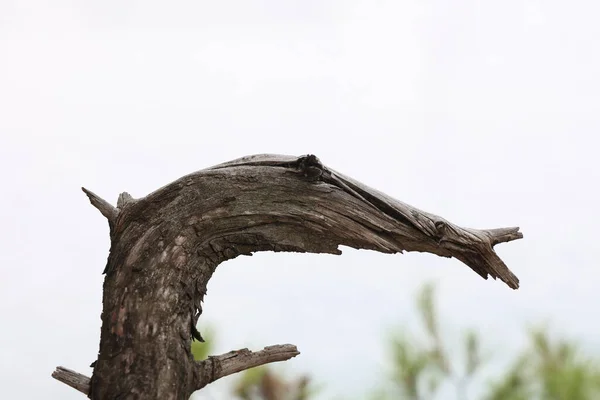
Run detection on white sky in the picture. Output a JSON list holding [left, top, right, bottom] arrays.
[[1, 1, 599, 399]]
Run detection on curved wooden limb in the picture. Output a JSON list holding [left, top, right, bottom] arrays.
[[133, 153, 523, 288], [64, 153, 522, 399]]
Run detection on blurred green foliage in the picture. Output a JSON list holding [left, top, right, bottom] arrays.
[[232, 365, 317, 400], [190, 326, 215, 361], [190, 326, 318, 400], [380, 283, 600, 400], [483, 328, 600, 400], [191, 284, 600, 400]]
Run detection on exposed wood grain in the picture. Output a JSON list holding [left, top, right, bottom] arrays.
[[52, 367, 90, 395], [81, 187, 118, 224], [195, 344, 300, 390], [205, 153, 520, 288], [56, 154, 522, 399]]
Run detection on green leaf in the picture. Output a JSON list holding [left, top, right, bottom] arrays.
[[464, 330, 480, 376]]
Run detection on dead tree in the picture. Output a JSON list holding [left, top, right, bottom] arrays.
[[52, 154, 522, 399]]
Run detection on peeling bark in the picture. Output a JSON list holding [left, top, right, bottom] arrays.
[[54, 154, 522, 399]]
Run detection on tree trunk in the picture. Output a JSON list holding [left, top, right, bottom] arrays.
[[52, 154, 523, 399]]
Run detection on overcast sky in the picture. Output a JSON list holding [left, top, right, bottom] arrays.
[[1, 1, 599, 399]]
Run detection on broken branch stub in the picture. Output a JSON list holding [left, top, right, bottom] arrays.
[[59, 154, 521, 399]]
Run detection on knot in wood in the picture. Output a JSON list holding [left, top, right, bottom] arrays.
[[297, 154, 323, 181]]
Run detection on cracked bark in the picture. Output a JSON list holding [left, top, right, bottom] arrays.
[[53, 154, 522, 399]]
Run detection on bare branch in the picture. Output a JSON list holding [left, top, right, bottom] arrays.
[[195, 344, 300, 390], [123, 153, 522, 288], [81, 187, 118, 224], [117, 191, 135, 208], [485, 227, 523, 246], [51, 366, 90, 395], [51, 345, 299, 397], [73, 153, 523, 399]]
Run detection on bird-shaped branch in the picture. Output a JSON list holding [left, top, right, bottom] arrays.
[[97, 153, 521, 288], [68, 153, 522, 399]]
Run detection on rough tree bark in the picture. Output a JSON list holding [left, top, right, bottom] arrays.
[[52, 154, 522, 399]]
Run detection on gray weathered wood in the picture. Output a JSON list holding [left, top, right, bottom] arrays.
[[52, 367, 91, 395], [81, 187, 118, 225], [55, 154, 522, 399], [195, 344, 300, 390]]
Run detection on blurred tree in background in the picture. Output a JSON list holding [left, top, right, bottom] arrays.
[[379, 283, 600, 400], [191, 284, 600, 400], [190, 327, 317, 400], [190, 326, 214, 362], [232, 366, 315, 400], [484, 328, 600, 400]]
